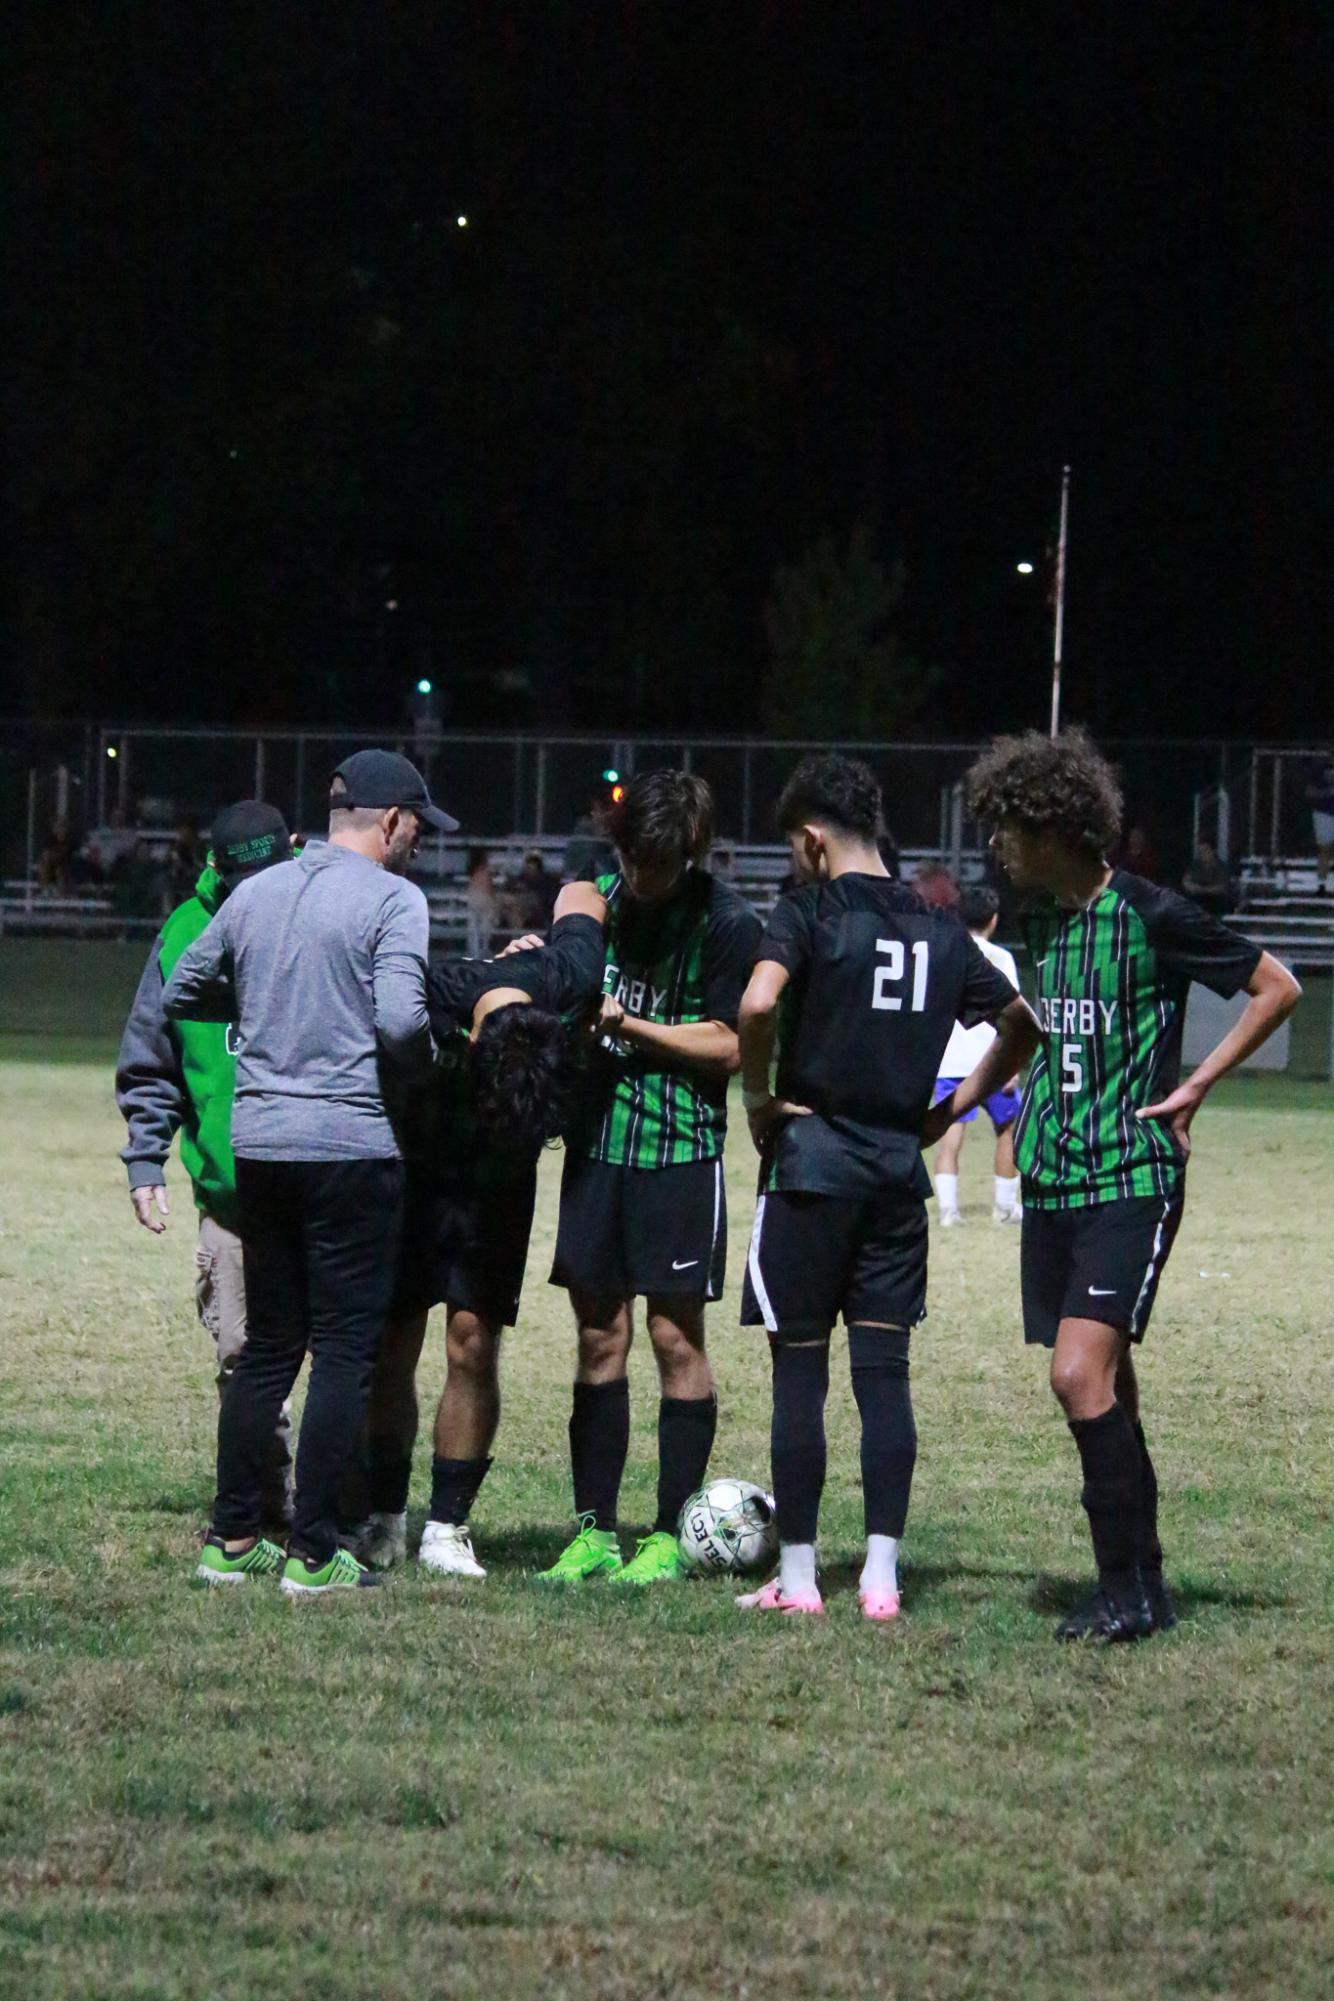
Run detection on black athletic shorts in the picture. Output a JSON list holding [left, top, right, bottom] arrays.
[[392, 1162, 538, 1328], [550, 1152, 727, 1301], [1020, 1192, 1184, 1348], [740, 1187, 929, 1335]]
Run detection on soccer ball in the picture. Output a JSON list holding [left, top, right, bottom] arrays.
[[677, 1479, 778, 1577]]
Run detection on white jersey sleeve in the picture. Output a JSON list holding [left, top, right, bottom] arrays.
[[937, 935, 1019, 1079]]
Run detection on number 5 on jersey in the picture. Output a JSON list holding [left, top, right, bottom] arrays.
[[872, 938, 929, 1012]]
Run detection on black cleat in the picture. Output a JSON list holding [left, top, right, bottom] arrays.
[[1055, 1584, 1153, 1644], [1143, 1572, 1178, 1632]]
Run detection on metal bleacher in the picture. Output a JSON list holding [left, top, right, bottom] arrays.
[[1235, 858, 1334, 970]]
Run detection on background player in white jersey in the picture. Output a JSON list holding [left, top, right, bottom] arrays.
[[736, 755, 1039, 1619], [931, 884, 1023, 1226]]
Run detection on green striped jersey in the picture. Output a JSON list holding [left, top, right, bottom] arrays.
[[578, 869, 761, 1170], [1016, 870, 1260, 1210]]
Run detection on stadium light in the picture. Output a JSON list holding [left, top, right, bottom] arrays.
[[416, 678, 433, 696], [1016, 561, 1035, 575], [456, 215, 469, 228], [106, 746, 118, 759], [602, 768, 619, 783]]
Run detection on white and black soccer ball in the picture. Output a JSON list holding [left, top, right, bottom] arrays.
[[677, 1479, 778, 1577]]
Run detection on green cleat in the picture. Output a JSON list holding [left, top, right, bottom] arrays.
[[195, 1535, 285, 1587], [279, 1547, 379, 1597], [610, 1530, 687, 1588], [536, 1515, 623, 1583]]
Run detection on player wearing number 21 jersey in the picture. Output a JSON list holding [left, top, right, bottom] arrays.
[[968, 728, 1300, 1645], [735, 755, 1039, 1619]]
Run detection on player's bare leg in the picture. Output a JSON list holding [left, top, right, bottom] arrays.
[[933, 1120, 967, 1225], [1048, 1316, 1152, 1641], [992, 1121, 1022, 1222], [421, 1306, 502, 1579], [537, 1294, 632, 1580], [358, 1309, 429, 1567]]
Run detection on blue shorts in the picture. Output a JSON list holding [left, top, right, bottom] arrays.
[[933, 1077, 1022, 1131]]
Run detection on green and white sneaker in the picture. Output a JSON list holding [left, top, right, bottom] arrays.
[[611, 1530, 686, 1587], [195, 1535, 285, 1587], [279, 1547, 379, 1597], [536, 1516, 623, 1583]]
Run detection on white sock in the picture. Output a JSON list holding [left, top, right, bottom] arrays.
[[860, 1534, 900, 1596], [936, 1172, 959, 1214], [994, 1175, 1021, 1213], [779, 1542, 817, 1597]]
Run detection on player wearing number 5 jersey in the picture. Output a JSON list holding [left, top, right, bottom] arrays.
[[736, 755, 1039, 1618], [968, 728, 1300, 1644]]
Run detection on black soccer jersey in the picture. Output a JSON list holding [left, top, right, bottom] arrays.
[[426, 912, 605, 1034], [760, 873, 1017, 1197]]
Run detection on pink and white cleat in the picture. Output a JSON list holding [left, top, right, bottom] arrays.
[[858, 1588, 901, 1623], [735, 1576, 825, 1616]]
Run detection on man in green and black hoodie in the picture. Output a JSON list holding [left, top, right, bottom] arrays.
[[116, 800, 295, 1531]]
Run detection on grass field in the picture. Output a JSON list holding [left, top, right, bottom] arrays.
[[1, 1014, 1331, 1999]]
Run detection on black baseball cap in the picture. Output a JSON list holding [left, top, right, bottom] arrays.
[[329, 749, 458, 832], [209, 801, 294, 886]]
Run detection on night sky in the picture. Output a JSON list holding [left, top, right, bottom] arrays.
[[8, 3, 1327, 740]]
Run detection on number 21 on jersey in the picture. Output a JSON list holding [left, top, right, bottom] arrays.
[[872, 937, 929, 1012]]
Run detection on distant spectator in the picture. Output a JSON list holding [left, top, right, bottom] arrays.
[[36, 820, 74, 895], [1182, 841, 1234, 918], [464, 846, 498, 956], [913, 859, 961, 913], [112, 840, 165, 922], [503, 849, 559, 932], [562, 789, 617, 882], [1305, 748, 1334, 896], [70, 836, 107, 889], [1115, 825, 1160, 880], [168, 818, 203, 905]]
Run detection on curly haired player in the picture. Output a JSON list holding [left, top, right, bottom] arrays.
[[967, 727, 1300, 1642]]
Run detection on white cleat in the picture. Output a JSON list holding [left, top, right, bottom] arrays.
[[357, 1510, 407, 1571], [939, 1208, 965, 1228], [992, 1204, 1023, 1226], [419, 1520, 487, 1579]]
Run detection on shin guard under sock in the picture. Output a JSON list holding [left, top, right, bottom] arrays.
[[849, 1342, 917, 1540], [570, 1378, 630, 1532], [654, 1395, 718, 1534], [429, 1455, 493, 1526], [770, 1342, 830, 1547], [1132, 1420, 1163, 1576], [1069, 1404, 1142, 1593]]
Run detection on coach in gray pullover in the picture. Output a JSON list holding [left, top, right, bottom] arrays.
[[162, 748, 456, 1594]]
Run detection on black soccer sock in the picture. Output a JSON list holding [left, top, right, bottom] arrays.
[[849, 1335, 917, 1539], [429, 1455, 493, 1527], [1132, 1420, 1164, 1577], [654, 1395, 718, 1534], [570, 1378, 630, 1532], [1069, 1403, 1143, 1595], [365, 1442, 414, 1516], [770, 1342, 830, 1546]]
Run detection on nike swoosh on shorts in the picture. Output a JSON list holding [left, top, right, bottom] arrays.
[[1088, 1287, 1118, 1296], [672, 1259, 699, 1271]]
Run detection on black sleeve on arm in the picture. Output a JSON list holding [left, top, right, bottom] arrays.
[[426, 957, 485, 1036], [957, 936, 1022, 1027], [703, 890, 764, 1027], [472, 912, 606, 1016], [1131, 881, 1263, 998], [753, 888, 815, 979]]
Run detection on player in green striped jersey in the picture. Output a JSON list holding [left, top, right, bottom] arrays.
[[968, 729, 1300, 1642], [542, 770, 762, 1585]]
